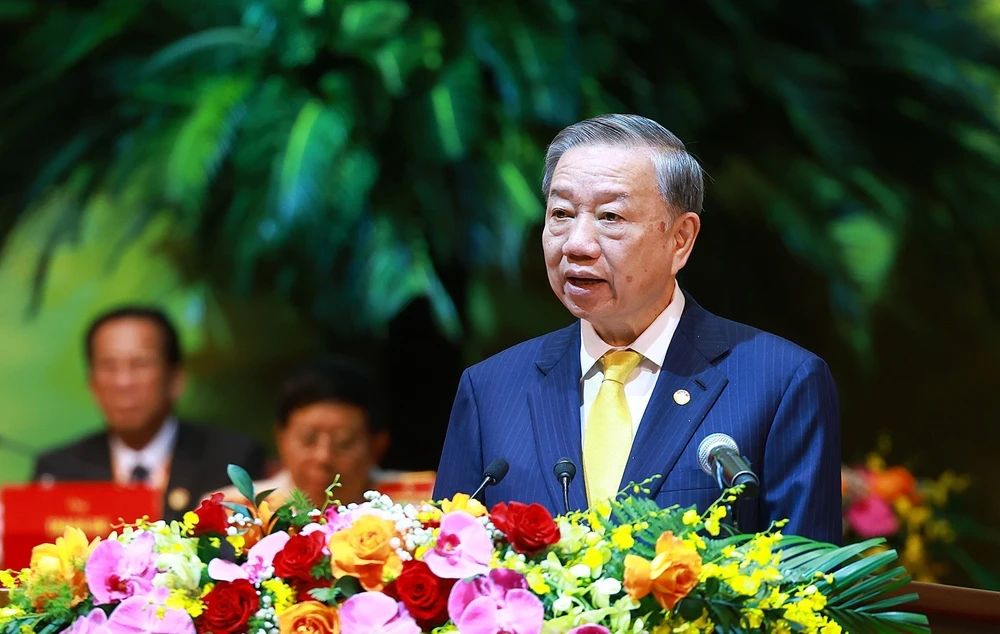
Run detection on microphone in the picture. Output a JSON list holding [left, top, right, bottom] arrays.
[[471, 458, 510, 501], [553, 458, 576, 515], [697, 434, 759, 499]]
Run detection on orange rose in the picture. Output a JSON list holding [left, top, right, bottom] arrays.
[[870, 466, 919, 503], [278, 601, 340, 634], [328, 515, 402, 591], [624, 531, 702, 610]]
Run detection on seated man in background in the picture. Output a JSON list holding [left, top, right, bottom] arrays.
[[217, 356, 435, 509], [33, 306, 267, 521]]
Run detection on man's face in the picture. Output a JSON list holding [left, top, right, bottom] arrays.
[[542, 144, 698, 343], [88, 318, 181, 435], [276, 402, 385, 506]]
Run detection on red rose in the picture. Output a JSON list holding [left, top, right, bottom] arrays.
[[273, 532, 326, 582], [192, 493, 229, 537], [197, 578, 259, 634], [490, 501, 561, 556], [385, 560, 455, 630]]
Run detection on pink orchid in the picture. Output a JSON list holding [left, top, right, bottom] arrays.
[[846, 495, 899, 539], [62, 608, 112, 634], [85, 532, 157, 605], [567, 626, 611, 634], [339, 592, 420, 634], [207, 531, 290, 583], [448, 569, 544, 634], [105, 587, 195, 634], [424, 511, 492, 579]]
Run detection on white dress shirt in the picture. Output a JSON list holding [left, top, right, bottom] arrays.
[[580, 281, 686, 438], [109, 417, 178, 489]]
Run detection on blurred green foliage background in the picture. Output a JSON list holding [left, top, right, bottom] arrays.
[[1, 0, 999, 585]]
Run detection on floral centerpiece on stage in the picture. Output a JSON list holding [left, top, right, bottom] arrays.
[[1, 467, 928, 634], [841, 438, 998, 589]]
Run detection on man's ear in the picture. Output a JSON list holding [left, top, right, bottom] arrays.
[[371, 430, 391, 464], [671, 211, 701, 275], [169, 368, 187, 401]]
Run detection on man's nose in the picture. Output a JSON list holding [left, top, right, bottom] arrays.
[[562, 215, 601, 259]]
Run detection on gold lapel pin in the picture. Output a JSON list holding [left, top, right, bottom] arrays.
[[168, 487, 191, 512], [673, 389, 691, 406]]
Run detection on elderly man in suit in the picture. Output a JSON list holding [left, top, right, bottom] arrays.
[[33, 306, 266, 522], [433, 114, 841, 543]]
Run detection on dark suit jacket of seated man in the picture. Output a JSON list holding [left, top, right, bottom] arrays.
[[433, 114, 841, 544], [34, 420, 266, 523]]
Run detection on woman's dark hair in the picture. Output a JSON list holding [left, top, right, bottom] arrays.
[[276, 356, 384, 433]]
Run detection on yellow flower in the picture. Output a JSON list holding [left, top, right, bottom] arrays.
[[682, 509, 700, 526], [726, 574, 760, 596], [182, 511, 199, 535], [610, 524, 634, 550], [683, 533, 706, 551], [0, 570, 21, 589], [262, 578, 296, 615], [526, 569, 551, 594], [28, 526, 100, 605], [581, 546, 604, 570], [166, 589, 205, 618], [704, 506, 727, 536], [440, 493, 487, 517], [226, 533, 246, 556]]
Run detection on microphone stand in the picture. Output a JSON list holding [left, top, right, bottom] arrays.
[[715, 463, 741, 533]]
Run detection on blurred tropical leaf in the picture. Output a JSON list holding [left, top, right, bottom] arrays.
[[0, 0, 999, 352]]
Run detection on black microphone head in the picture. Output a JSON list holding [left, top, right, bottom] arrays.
[[553, 458, 577, 481], [483, 458, 510, 485]]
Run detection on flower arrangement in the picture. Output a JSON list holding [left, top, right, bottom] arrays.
[[840, 439, 998, 588], [0, 466, 929, 634]]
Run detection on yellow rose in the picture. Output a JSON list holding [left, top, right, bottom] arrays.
[[328, 515, 402, 591], [28, 527, 99, 605], [278, 601, 340, 634]]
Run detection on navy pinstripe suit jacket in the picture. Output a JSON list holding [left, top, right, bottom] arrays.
[[433, 293, 842, 544]]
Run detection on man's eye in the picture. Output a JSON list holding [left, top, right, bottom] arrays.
[[600, 212, 623, 222], [550, 208, 570, 219]]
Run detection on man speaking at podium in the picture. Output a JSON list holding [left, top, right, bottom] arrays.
[[433, 115, 841, 543], [33, 306, 266, 521]]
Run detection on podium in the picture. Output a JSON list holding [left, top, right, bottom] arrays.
[[900, 582, 1000, 633], [1, 482, 162, 570]]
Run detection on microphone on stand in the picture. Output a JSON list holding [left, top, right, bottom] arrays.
[[697, 434, 760, 498], [553, 458, 576, 515], [471, 458, 510, 502]]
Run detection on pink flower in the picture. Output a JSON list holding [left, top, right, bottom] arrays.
[[846, 496, 900, 539], [424, 512, 492, 579], [105, 588, 195, 634], [448, 569, 543, 634], [207, 531, 290, 583], [85, 532, 157, 605], [567, 627, 611, 634], [62, 609, 112, 634], [339, 592, 420, 634]]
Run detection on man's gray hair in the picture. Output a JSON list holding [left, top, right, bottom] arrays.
[[541, 114, 704, 215]]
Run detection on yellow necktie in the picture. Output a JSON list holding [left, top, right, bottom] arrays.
[[583, 349, 644, 507]]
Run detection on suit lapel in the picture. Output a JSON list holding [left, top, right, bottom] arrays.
[[164, 423, 204, 516], [528, 324, 589, 512], [620, 295, 730, 499], [81, 433, 114, 481]]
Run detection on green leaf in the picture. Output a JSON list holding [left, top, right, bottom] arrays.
[[277, 100, 351, 223], [165, 76, 251, 212], [141, 27, 264, 75], [255, 488, 277, 506], [339, 0, 410, 43], [227, 463, 255, 502]]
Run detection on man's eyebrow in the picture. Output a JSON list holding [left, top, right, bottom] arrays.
[[548, 188, 630, 201]]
